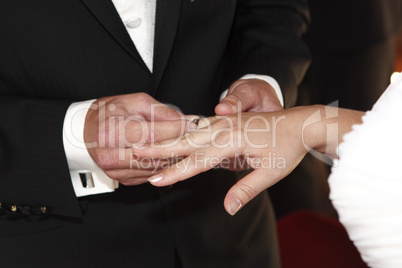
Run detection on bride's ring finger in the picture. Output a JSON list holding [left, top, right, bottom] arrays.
[[195, 116, 223, 129]]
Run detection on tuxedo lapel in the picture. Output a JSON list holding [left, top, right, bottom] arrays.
[[152, 0, 182, 95], [80, 0, 150, 72]]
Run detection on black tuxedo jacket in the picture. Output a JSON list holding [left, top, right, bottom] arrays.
[[304, 0, 402, 51], [0, 0, 310, 267], [301, 0, 402, 111]]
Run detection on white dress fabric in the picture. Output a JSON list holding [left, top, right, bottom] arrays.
[[329, 73, 402, 268]]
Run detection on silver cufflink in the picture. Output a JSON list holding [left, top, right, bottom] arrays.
[[79, 171, 95, 188]]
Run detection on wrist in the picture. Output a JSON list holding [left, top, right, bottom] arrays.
[[296, 105, 329, 155]]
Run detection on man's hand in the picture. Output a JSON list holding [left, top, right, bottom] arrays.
[[215, 79, 283, 115], [84, 92, 196, 186], [214, 78, 283, 169]]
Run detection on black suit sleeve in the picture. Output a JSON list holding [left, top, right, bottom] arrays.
[[222, 0, 311, 107], [0, 94, 82, 218]]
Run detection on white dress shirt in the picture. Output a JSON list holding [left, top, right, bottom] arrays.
[[63, 0, 284, 197], [112, 0, 156, 71], [329, 73, 402, 268]]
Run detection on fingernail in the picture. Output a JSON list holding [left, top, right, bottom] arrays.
[[187, 121, 198, 132], [228, 198, 242, 216], [148, 173, 164, 183], [133, 143, 148, 150]]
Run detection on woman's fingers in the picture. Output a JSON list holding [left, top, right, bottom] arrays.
[[123, 119, 196, 144], [146, 143, 237, 186], [133, 134, 199, 158], [133, 120, 225, 158], [196, 116, 222, 128], [90, 147, 175, 170], [217, 156, 251, 170], [223, 168, 284, 216]]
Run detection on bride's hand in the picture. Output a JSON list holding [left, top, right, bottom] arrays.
[[133, 108, 312, 215]]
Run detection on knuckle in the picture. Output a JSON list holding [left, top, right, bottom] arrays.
[[237, 183, 258, 201], [237, 84, 252, 93], [94, 150, 118, 170], [233, 82, 254, 94], [104, 170, 119, 180], [135, 92, 150, 101], [224, 94, 240, 104], [164, 104, 181, 115], [229, 92, 245, 107], [133, 93, 152, 107]]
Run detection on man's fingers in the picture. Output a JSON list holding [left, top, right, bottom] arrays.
[[215, 79, 283, 115], [145, 102, 184, 121], [118, 177, 149, 186], [122, 119, 197, 144], [91, 147, 173, 170], [215, 80, 253, 115], [104, 169, 158, 181], [131, 93, 184, 121], [215, 94, 245, 115], [223, 168, 282, 216], [147, 119, 197, 142]]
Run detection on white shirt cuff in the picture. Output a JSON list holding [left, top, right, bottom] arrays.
[[219, 74, 284, 107], [63, 100, 119, 197]]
